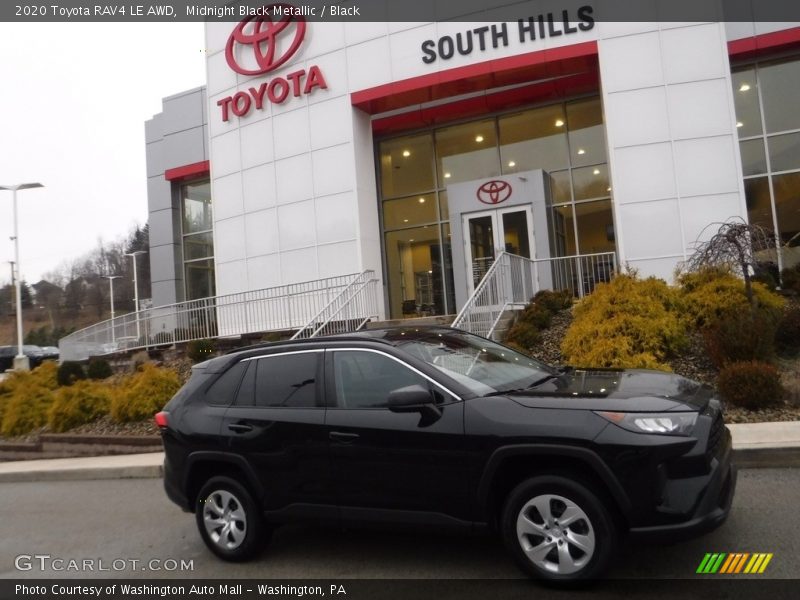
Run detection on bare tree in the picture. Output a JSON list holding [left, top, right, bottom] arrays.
[[683, 218, 775, 309]]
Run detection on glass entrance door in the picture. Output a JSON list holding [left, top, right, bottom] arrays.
[[463, 206, 534, 291]]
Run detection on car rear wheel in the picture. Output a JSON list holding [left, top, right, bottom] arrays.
[[195, 476, 269, 561], [501, 475, 617, 582]]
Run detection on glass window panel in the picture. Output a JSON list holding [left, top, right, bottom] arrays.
[[572, 164, 610, 201], [333, 351, 428, 409], [759, 58, 800, 134], [436, 119, 500, 187], [183, 181, 212, 234], [383, 194, 437, 229], [499, 105, 569, 173], [183, 231, 214, 260], [575, 200, 616, 255], [744, 177, 774, 230], [567, 98, 607, 167], [380, 133, 435, 199], [768, 132, 800, 173], [501, 211, 532, 258], [773, 172, 800, 244], [549, 170, 572, 204], [385, 225, 443, 319], [255, 353, 319, 408], [438, 190, 449, 221], [740, 139, 767, 176], [185, 259, 216, 300], [549, 204, 577, 257], [732, 67, 762, 138]]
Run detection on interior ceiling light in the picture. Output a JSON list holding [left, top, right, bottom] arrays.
[[577, 149, 586, 155], [403, 219, 409, 223], [508, 161, 516, 167], [475, 135, 484, 143], [418, 197, 426, 203], [739, 83, 751, 92], [607, 186, 612, 192], [444, 172, 451, 179], [402, 150, 411, 157], [555, 119, 565, 127], [736, 121, 744, 128], [593, 168, 601, 175]]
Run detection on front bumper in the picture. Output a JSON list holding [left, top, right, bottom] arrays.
[[628, 427, 737, 542]]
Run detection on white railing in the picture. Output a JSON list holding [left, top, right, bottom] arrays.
[[452, 251, 617, 339], [291, 271, 380, 339], [59, 272, 380, 361]]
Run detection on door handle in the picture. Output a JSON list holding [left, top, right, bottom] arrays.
[[228, 422, 254, 433], [329, 431, 360, 443]]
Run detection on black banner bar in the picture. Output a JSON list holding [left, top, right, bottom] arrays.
[[2, 579, 800, 600], [3, 0, 800, 23]]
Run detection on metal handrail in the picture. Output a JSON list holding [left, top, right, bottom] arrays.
[[58, 272, 379, 361], [291, 271, 380, 339], [452, 251, 617, 340]]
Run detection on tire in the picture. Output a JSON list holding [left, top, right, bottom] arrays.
[[501, 475, 617, 582], [195, 476, 270, 562]]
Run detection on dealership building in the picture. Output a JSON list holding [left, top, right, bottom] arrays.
[[144, 10, 800, 332]]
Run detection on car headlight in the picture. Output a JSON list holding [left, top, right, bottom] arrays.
[[595, 411, 698, 436]]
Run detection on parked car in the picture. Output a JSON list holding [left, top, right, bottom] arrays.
[[157, 327, 736, 583], [40, 346, 60, 361], [0, 345, 45, 371]]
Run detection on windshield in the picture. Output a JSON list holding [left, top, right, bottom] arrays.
[[391, 329, 554, 396]]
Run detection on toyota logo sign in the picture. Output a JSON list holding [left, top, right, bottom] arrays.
[[225, 5, 307, 76], [477, 180, 512, 205]]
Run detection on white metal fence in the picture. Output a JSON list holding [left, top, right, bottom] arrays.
[[59, 271, 380, 361], [452, 252, 617, 339]]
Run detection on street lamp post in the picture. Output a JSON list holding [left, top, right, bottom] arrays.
[[0, 182, 44, 371], [124, 250, 146, 340], [104, 275, 121, 344]]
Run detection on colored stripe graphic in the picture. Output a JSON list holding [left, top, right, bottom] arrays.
[[698, 552, 772, 574]]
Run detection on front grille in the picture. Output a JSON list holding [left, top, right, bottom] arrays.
[[705, 405, 725, 460]]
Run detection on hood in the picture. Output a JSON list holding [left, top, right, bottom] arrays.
[[508, 368, 713, 412]]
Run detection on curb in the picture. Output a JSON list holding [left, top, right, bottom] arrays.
[[0, 464, 163, 483], [0, 446, 798, 484]]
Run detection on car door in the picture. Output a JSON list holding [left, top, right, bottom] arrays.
[[325, 347, 472, 525], [220, 349, 334, 517]]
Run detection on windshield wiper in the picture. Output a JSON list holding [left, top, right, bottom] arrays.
[[486, 372, 563, 396]]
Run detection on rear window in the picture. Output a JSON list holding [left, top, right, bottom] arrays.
[[205, 361, 248, 406]]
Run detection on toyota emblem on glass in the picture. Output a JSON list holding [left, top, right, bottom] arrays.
[[477, 180, 513, 205], [225, 4, 307, 76]]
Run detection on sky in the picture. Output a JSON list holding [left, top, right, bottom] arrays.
[[0, 22, 207, 287]]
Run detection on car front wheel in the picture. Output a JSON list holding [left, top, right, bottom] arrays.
[[195, 476, 269, 561], [501, 475, 617, 582]]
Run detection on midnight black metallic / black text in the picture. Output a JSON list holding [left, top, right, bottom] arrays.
[[421, 5, 595, 64]]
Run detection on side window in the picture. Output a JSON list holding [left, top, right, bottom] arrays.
[[205, 361, 247, 406], [333, 350, 430, 409], [255, 352, 320, 408]]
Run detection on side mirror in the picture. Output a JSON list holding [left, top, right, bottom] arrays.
[[388, 384, 433, 412], [388, 384, 442, 426]]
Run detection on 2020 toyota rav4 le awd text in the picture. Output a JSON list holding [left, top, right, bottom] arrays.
[[157, 326, 736, 583]]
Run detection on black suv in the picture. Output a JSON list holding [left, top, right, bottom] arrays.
[[158, 327, 736, 582]]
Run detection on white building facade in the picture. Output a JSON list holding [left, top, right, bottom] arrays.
[[145, 9, 800, 327]]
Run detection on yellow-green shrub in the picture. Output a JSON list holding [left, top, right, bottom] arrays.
[[0, 363, 59, 436], [48, 380, 112, 433], [678, 268, 784, 328], [1, 383, 54, 437], [110, 364, 181, 423], [561, 275, 686, 370]]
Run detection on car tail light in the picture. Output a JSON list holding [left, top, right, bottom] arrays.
[[154, 411, 169, 429]]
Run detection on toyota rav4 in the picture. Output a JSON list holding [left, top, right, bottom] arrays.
[[158, 326, 736, 583]]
